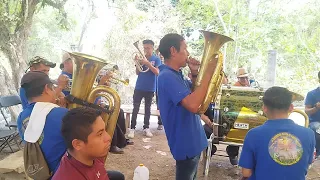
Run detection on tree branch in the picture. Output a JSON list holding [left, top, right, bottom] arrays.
[[213, 0, 229, 35], [44, 0, 68, 10]]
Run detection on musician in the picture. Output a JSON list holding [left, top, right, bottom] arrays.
[[234, 68, 250, 87], [59, 52, 73, 96], [52, 107, 125, 180], [17, 71, 68, 175], [128, 40, 161, 138], [20, 56, 68, 109], [239, 87, 315, 180], [305, 71, 320, 158], [96, 71, 134, 154], [158, 33, 217, 180]]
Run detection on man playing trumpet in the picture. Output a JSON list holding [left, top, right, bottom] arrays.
[[128, 40, 161, 138]]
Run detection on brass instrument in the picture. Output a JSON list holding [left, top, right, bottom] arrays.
[[203, 85, 309, 178], [110, 78, 129, 85], [194, 31, 233, 114], [133, 41, 149, 73], [66, 51, 121, 148]]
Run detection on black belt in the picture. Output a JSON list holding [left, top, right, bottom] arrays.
[[65, 95, 113, 114]]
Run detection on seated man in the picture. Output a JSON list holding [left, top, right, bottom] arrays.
[[20, 56, 68, 109], [17, 71, 68, 174], [239, 86, 315, 180], [52, 107, 125, 180], [234, 68, 250, 87], [96, 71, 134, 154]]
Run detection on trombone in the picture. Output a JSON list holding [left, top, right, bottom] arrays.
[[133, 41, 149, 73]]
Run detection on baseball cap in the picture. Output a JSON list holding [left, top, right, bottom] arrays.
[[60, 53, 72, 70], [21, 71, 54, 89], [28, 56, 56, 68], [25, 56, 56, 73]]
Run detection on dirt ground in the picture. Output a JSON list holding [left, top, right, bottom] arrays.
[[1, 115, 320, 179], [106, 124, 320, 180]]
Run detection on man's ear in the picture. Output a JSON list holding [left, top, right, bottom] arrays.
[[262, 104, 267, 115], [72, 139, 85, 151], [169, 46, 177, 57], [43, 84, 51, 95], [288, 104, 294, 113]]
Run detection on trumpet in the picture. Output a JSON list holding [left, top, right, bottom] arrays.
[[133, 41, 149, 73], [110, 77, 129, 86], [97, 66, 129, 86]]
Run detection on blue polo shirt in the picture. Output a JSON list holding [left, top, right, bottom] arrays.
[[17, 103, 68, 174], [135, 55, 161, 92], [305, 87, 320, 122], [61, 71, 72, 96], [19, 88, 28, 110], [239, 119, 315, 180], [157, 65, 208, 160]]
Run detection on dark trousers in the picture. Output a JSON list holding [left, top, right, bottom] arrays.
[[111, 109, 127, 148], [131, 89, 154, 129], [107, 170, 125, 180], [309, 122, 320, 155], [176, 155, 200, 180], [156, 93, 162, 125]]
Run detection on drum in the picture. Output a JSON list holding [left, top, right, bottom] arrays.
[[214, 85, 309, 144]]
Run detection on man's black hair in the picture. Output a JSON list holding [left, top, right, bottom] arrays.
[[142, 39, 154, 46], [159, 33, 185, 60], [262, 86, 292, 111], [25, 84, 53, 100], [61, 107, 102, 150], [21, 71, 54, 100]]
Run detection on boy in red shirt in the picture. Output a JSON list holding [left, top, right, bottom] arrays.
[[52, 107, 125, 180]]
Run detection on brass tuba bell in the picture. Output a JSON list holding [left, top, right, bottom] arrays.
[[195, 31, 233, 114], [65, 51, 121, 147]]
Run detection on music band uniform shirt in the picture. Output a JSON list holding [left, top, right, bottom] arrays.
[[305, 87, 320, 122], [135, 55, 161, 92], [157, 65, 208, 160], [19, 87, 28, 109], [52, 153, 109, 180], [17, 103, 68, 173], [239, 119, 315, 180]]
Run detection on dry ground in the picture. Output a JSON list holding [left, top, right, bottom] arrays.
[[1, 115, 320, 179]]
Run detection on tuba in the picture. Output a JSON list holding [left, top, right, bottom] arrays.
[[133, 41, 149, 73], [195, 31, 233, 114], [65, 51, 121, 145]]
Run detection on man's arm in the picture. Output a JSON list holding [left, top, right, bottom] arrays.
[[135, 65, 140, 75], [56, 74, 69, 95], [239, 131, 255, 179], [305, 104, 320, 116], [144, 61, 159, 75], [200, 114, 212, 126], [305, 92, 320, 116], [180, 69, 214, 113]]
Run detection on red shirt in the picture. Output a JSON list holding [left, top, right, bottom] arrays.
[[52, 152, 109, 180]]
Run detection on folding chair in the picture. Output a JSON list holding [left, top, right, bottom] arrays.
[[0, 95, 22, 152]]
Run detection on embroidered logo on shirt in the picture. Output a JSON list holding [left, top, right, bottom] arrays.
[[268, 132, 303, 165], [96, 171, 100, 178]]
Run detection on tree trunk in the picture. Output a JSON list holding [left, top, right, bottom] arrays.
[[0, 65, 21, 120]]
